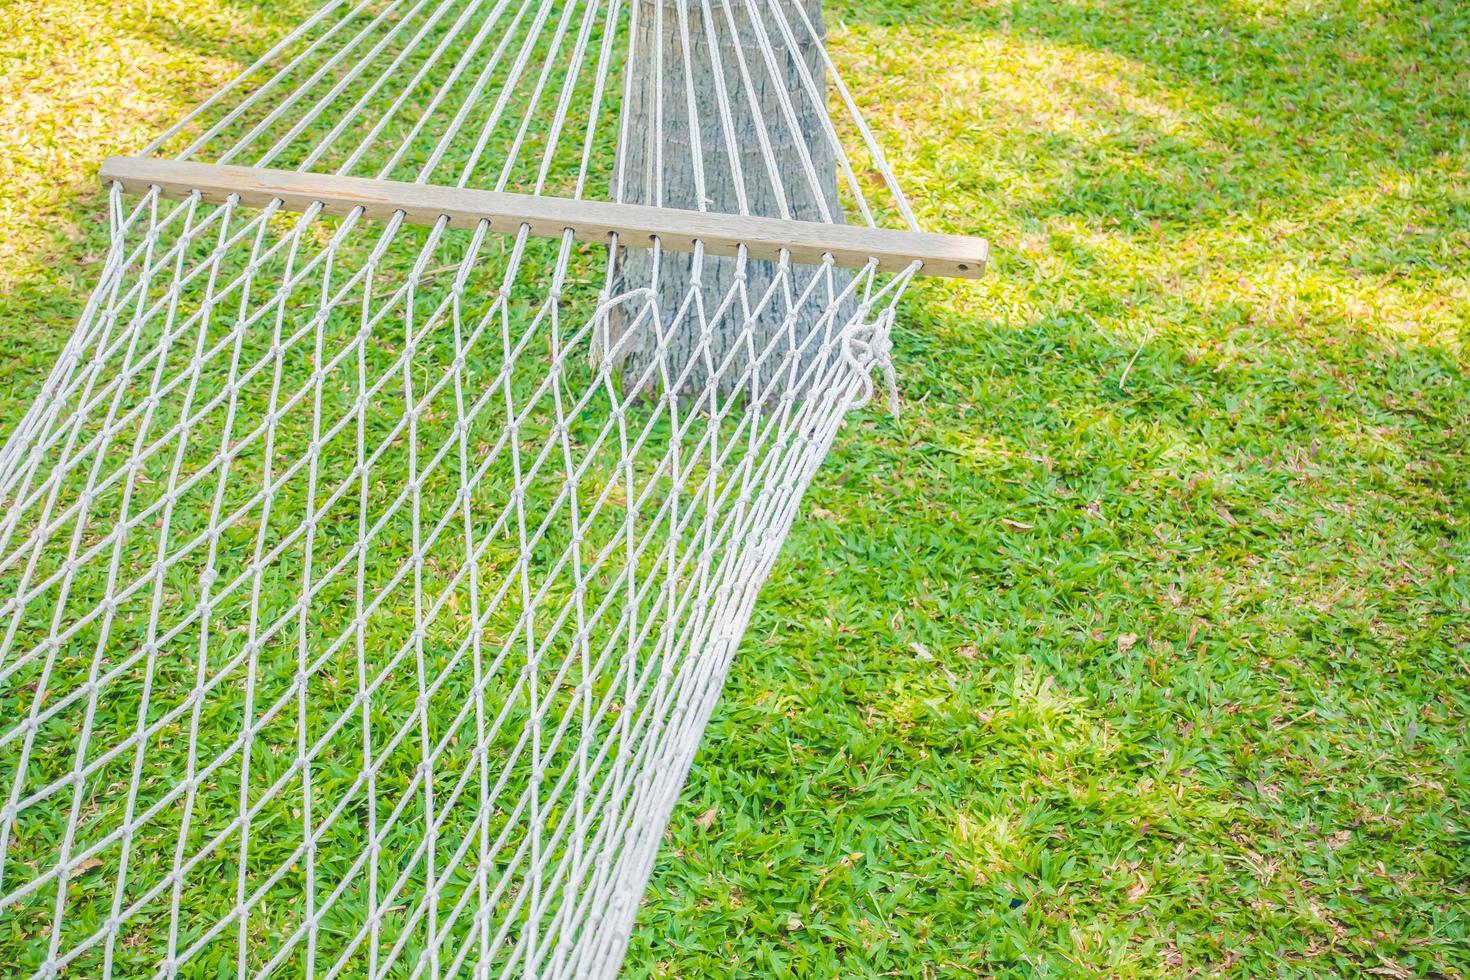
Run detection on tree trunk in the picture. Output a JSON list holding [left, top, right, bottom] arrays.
[[609, 0, 851, 403]]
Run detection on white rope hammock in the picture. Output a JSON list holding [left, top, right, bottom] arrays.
[[0, 0, 982, 975]]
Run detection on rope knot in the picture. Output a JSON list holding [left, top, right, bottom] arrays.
[[839, 311, 901, 415], [589, 287, 658, 370]]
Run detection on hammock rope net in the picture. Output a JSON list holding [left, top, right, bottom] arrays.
[[0, 0, 946, 974]]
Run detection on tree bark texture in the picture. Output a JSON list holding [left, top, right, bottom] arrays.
[[609, 0, 854, 402]]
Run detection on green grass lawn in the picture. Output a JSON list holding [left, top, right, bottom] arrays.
[[2, 0, 1467, 976]]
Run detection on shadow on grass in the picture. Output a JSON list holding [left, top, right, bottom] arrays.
[[631, 0, 1469, 975], [0, 0, 1465, 974]]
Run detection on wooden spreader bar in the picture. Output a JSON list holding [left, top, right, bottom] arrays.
[[100, 157, 987, 279]]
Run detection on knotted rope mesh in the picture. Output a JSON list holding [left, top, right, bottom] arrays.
[[0, 0, 917, 974]]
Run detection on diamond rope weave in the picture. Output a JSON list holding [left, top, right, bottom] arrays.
[[0, 0, 921, 975]]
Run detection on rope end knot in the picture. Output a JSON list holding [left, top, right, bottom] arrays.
[[839, 311, 901, 416]]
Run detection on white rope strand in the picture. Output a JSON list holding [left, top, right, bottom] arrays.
[[0, 0, 930, 975]]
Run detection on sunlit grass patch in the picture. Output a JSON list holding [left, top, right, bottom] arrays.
[[0, 0, 1466, 975]]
